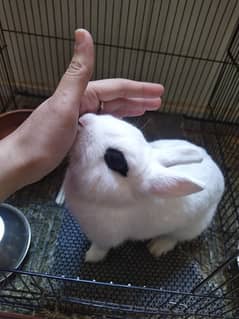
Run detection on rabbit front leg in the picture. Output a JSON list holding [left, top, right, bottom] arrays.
[[148, 236, 178, 257], [85, 243, 109, 263]]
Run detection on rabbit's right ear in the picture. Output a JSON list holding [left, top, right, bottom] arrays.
[[153, 146, 203, 167], [144, 165, 204, 198]]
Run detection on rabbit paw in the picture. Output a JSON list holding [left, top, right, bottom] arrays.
[[148, 237, 177, 257], [85, 244, 108, 263]]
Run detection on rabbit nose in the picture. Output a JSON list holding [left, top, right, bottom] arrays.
[[78, 119, 84, 127], [79, 113, 96, 127]]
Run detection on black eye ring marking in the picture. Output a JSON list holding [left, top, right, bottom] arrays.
[[104, 148, 129, 177]]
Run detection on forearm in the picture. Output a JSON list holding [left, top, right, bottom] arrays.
[[0, 135, 28, 202]]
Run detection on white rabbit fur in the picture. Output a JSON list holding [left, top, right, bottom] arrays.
[[63, 113, 224, 262]]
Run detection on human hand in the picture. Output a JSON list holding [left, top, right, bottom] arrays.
[[0, 28, 164, 201], [14, 29, 94, 178], [0, 29, 94, 200], [80, 79, 164, 117]]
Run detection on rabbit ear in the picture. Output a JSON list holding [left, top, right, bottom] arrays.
[[152, 145, 203, 167], [148, 166, 205, 197]]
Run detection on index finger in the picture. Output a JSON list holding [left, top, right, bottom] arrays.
[[88, 79, 164, 102]]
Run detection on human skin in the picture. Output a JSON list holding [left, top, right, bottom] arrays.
[[0, 29, 164, 201]]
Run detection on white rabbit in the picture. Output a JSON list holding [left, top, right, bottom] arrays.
[[63, 113, 224, 262]]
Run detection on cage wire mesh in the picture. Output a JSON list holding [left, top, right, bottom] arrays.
[[0, 0, 239, 318]]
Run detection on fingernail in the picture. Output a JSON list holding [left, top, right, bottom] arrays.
[[75, 28, 85, 46]]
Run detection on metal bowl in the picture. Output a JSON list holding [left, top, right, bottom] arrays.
[[0, 203, 31, 281]]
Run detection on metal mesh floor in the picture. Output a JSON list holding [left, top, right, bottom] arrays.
[[51, 207, 224, 316]]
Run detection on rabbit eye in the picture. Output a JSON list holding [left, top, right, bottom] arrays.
[[104, 148, 128, 177]]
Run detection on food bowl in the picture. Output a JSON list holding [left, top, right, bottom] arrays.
[[0, 203, 31, 281]]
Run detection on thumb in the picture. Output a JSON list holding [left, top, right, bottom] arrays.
[[53, 29, 94, 110]]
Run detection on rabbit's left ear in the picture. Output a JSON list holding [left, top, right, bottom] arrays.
[[152, 145, 203, 167], [145, 165, 205, 198]]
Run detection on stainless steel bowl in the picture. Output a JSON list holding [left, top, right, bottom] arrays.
[[0, 203, 31, 281]]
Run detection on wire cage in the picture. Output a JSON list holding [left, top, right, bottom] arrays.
[[0, 0, 239, 318]]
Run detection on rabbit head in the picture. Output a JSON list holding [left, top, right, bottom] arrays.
[[67, 114, 204, 204]]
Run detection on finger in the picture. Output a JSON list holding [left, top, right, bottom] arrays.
[[90, 79, 164, 101], [53, 29, 94, 110], [101, 97, 162, 118], [112, 108, 146, 118]]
